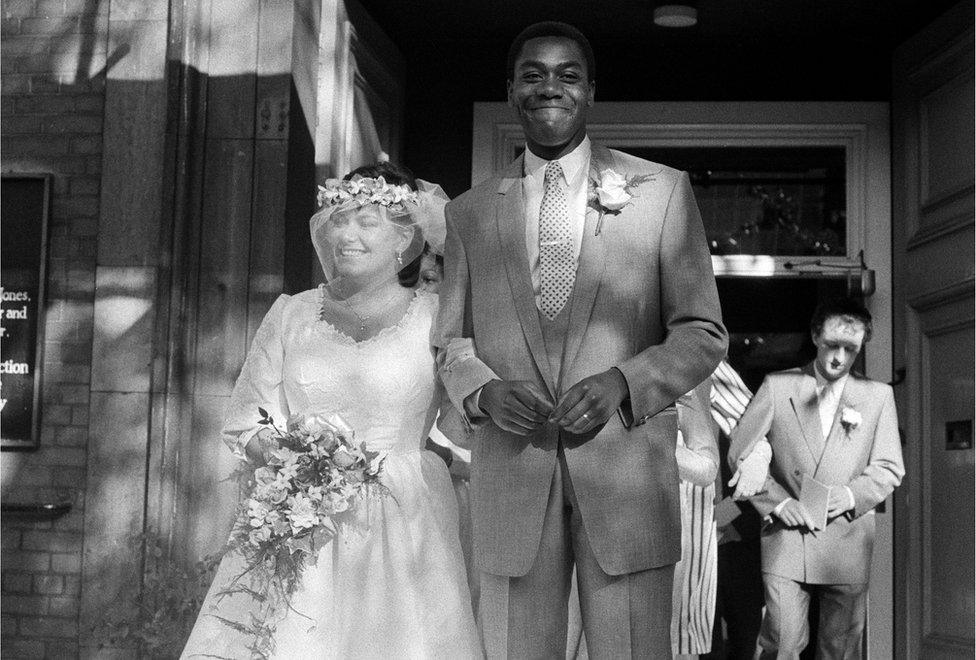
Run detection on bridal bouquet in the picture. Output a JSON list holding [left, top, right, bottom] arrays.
[[213, 409, 386, 658]]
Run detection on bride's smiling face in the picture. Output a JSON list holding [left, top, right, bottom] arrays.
[[325, 206, 411, 282]]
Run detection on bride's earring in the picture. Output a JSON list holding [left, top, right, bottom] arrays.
[[396, 250, 403, 266]]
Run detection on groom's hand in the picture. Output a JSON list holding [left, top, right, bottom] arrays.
[[480, 379, 554, 435], [773, 499, 818, 530], [551, 368, 629, 434]]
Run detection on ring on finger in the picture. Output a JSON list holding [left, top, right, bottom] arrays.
[[580, 412, 590, 421]]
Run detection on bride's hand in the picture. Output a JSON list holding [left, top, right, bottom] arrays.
[[244, 427, 278, 464]]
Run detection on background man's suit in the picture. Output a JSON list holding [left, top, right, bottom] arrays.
[[436, 142, 727, 656], [728, 363, 904, 658]]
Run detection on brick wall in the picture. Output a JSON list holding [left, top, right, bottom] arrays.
[[1, 0, 107, 655]]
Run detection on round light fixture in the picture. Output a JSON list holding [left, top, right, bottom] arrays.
[[654, 4, 698, 28]]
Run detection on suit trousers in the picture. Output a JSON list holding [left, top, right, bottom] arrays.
[[758, 573, 867, 660], [479, 444, 675, 659]]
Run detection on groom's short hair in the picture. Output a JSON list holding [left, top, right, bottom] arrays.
[[507, 21, 596, 83], [810, 297, 873, 342]]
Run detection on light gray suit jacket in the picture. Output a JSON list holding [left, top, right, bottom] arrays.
[[436, 143, 727, 577], [728, 363, 905, 584]]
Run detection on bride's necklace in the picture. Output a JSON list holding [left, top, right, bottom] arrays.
[[321, 283, 402, 338]]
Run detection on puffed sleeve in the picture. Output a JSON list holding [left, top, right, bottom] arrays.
[[221, 294, 292, 458]]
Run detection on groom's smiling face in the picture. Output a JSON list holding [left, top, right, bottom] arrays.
[[508, 37, 595, 159]]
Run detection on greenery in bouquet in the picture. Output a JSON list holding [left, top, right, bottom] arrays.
[[210, 409, 387, 658]]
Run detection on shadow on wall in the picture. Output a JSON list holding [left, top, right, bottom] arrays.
[[3, 0, 318, 653]]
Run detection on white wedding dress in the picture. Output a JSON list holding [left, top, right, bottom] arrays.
[[182, 289, 481, 659]]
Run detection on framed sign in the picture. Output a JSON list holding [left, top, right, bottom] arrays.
[[1, 174, 51, 450]]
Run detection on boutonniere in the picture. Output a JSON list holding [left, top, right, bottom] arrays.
[[840, 406, 861, 434], [588, 169, 655, 235]]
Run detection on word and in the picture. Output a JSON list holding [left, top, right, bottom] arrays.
[[0, 289, 32, 339]]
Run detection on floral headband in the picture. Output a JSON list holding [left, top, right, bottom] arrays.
[[316, 175, 419, 213], [310, 175, 449, 284]]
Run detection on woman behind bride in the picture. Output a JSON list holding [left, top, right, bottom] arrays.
[[181, 162, 482, 659]]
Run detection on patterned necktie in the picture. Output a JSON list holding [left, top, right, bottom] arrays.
[[539, 160, 575, 320]]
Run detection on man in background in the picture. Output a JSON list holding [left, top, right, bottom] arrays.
[[728, 298, 904, 659]]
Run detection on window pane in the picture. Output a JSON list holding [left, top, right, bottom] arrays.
[[621, 146, 847, 257]]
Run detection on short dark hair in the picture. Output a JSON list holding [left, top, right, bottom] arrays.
[[810, 297, 873, 342], [343, 161, 424, 288], [506, 21, 596, 82], [345, 160, 417, 190]]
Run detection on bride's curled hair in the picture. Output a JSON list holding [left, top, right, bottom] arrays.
[[343, 161, 426, 288]]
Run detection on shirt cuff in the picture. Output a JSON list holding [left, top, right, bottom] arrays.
[[772, 498, 792, 517], [844, 486, 856, 512], [464, 386, 487, 419]]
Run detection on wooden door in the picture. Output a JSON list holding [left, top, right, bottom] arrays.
[[892, 3, 975, 658], [160, 0, 405, 567]]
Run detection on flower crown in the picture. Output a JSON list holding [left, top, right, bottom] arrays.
[[316, 175, 418, 213]]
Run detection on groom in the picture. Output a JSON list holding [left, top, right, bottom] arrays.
[[436, 22, 727, 657]]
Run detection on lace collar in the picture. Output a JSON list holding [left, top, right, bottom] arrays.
[[316, 285, 431, 347]]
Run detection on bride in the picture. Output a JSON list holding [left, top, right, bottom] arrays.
[[181, 162, 482, 659]]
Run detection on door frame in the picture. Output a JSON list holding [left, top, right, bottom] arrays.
[[472, 101, 894, 657]]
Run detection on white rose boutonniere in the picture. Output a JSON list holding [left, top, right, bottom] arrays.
[[588, 169, 655, 235], [594, 169, 631, 210], [840, 406, 861, 434]]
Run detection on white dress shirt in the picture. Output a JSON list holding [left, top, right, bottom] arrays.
[[522, 137, 592, 307], [815, 370, 847, 437]]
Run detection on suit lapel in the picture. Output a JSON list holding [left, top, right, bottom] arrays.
[[560, 144, 611, 382], [789, 363, 825, 468], [495, 157, 556, 396]]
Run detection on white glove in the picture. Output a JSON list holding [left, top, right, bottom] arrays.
[[729, 439, 772, 498]]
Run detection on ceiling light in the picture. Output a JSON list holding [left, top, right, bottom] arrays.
[[654, 4, 698, 28]]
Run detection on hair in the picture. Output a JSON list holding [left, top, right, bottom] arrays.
[[419, 246, 444, 289], [342, 161, 424, 288], [506, 21, 596, 82], [810, 297, 873, 342], [345, 160, 417, 189]]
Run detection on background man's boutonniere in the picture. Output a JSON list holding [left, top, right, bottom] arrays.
[[840, 406, 861, 434], [588, 169, 655, 235]]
